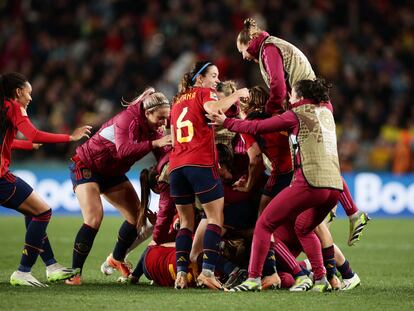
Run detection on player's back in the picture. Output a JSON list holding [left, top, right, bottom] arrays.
[[260, 131, 292, 174], [145, 245, 198, 287], [169, 87, 217, 171]]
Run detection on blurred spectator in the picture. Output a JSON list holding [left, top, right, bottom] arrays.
[[392, 130, 413, 174]]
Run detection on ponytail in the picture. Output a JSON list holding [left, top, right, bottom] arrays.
[[121, 87, 155, 107], [121, 87, 170, 113], [173, 61, 214, 103], [237, 18, 263, 45], [137, 168, 151, 229], [0, 72, 28, 145]]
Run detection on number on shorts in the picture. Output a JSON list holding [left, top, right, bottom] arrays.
[[176, 107, 194, 143]]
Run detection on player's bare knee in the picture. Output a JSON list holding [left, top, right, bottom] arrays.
[[84, 213, 103, 229]]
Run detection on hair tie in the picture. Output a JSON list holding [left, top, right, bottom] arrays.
[[192, 62, 211, 82]]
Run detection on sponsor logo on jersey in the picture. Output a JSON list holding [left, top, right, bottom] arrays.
[[20, 107, 28, 116], [210, 91, 218, 101]]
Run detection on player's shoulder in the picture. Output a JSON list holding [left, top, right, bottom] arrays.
[[197, 87, 218, 103], [4, 99, 26, 118], [4, 99, 19, 110]]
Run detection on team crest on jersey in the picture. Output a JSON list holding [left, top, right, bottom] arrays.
[[82, 168, 92, 179], [20, 107, 28, 116], [210, 91, 218, 101]]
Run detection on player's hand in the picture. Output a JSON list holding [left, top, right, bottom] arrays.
[[146, 209, 157, 226], [70, 125, 92, 141], [152, 134, 172, 148], [236, 87, 250, 100], [32, 143, 42, 150], [206, 109, 227, 126], [232, 177, 249, 192]]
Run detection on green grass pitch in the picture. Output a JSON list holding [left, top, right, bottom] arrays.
[[0, 216, 413, 311]]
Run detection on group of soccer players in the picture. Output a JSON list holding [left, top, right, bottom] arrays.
[[1, 17, 369, 290]]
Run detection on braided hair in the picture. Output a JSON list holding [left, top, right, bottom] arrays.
[[0, 72, 28, 144]]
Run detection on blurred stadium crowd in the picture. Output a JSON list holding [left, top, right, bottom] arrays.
[[1, 0, 413, 172]]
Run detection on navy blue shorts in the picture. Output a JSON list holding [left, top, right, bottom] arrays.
[[0, 171, 33, 210], [69, 157, 128, 193], [262, 171, 293, 198], [170, 166, 224, 205]]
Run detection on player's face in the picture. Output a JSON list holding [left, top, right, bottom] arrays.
[[199, 65, 220, 89], [146, 106, 170, 130], [289, 87, 302, 105], [237, 41, 257, 63], [15, 82, 32, 109]]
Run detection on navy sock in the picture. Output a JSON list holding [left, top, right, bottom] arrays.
[[25, 216, 56, 266], [322, 245, 337, 280], [262, 248, 277, 277], [202, 224, 222, 272], [301, 267, 311, 277], [175, 228, 192, 273], [112, 221, 138, 261], [294, 270, 307, 278], [19, 210, 52, 272], [41, 236, 57, 266], [132, 249, 146, 279], [72, 223, 98, 272], [337, 260, 354, 280]]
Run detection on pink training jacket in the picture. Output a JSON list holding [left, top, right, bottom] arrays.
[[76, 103, 170, 176]]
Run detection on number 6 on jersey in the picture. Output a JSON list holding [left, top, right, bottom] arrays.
[[176, 107, 194, 143]]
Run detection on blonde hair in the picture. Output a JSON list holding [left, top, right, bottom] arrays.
[[237, 18, 263, 45], [216, 80, 237, 97], [122, 87, 170, 111]]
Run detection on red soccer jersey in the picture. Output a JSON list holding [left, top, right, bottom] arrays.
[[169, 87, 218, 172], [144, 245, 198, 287], [0, 99, 70, 176]]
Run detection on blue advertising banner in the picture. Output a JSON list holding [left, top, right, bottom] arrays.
[[1, 167, 413, 217], [339, 172, 414, 218], [0, 165, 160, 216]]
